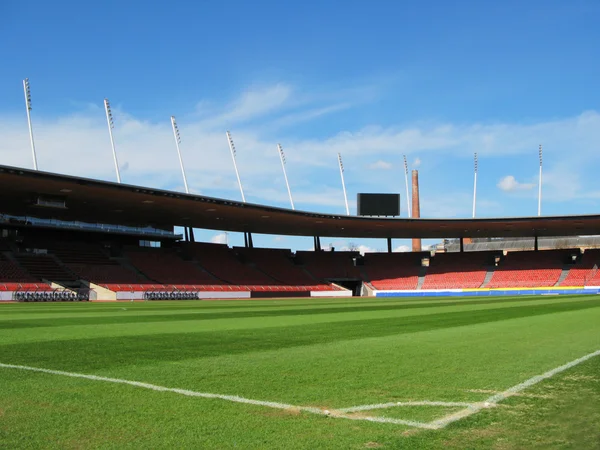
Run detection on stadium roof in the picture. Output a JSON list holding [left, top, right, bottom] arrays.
[[0, 164, 598, 239]]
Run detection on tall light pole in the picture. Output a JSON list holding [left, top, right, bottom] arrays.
[[538, 144, 543, 217], [170, 116, 189, 194], [473, 152, 478, 218], [226, 131, 246, 202], [403, 155, 411, 218], [338, 152, 350, 215], [103, 98, 121, 183], [277, 143, 294, 209], [23, 78, 38, 170]]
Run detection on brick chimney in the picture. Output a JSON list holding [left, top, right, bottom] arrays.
[[412, 170, 421, 252]]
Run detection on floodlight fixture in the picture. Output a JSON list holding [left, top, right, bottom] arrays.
[[473, 152, 478, 218], [538, 144, 543, 217], [170, 116, 189, 194], [277, 143, 294, 210], [22, 78, 38, 170], [337, 152, 350, 215], [226, 131, 246, 202], [103, 98, 121, 183], [403, 155, 411, 218]]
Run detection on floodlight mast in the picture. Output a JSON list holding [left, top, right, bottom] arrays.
[[103, 99, 121, 183], [403, 155, 411, 218], [538, 144, 543, 217], [23, 78, 38, 170], [277, 144, 294, 210], [170, 116, 189, 194], [473, 152, 478, 218], [338, 152, 350, 215], [226, 131, 246, 203]]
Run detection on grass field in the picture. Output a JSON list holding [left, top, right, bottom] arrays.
[[1, 295, 599, 449]]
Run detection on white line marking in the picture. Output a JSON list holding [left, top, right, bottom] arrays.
[[0, 362, 321, 414], [339, 400, 473, 413], [429, 349, 600, 429], [4, 349, 597, 430], [0, 362, 435, 429]]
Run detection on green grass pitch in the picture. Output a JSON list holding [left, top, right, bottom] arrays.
[[1, 295, 599, 449]]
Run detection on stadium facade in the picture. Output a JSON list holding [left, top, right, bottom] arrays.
[[1, 164, 600, 302]]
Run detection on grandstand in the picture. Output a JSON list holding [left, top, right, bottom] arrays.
[[1, 164, 600, 301]]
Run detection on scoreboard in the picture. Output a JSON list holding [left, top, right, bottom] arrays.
[[356, 193, 401, 217]]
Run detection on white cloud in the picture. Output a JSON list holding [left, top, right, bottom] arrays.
[[2, 83, 600, 220], [369, 160, 392, 170], [210, 233, 228, 244], [412, 157, 421, 168], [497, 175, 535, 192], [356, 245, 376, 255], [394, 245, 411, 252], [201, 84, 292, 127]]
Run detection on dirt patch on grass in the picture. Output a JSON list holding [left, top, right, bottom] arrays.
[[258, 407, 303, 418], [467, 389, 502, 394], [563, 375, 598, 382], [442, 423, 506, 448], [364, 442, 383, 448], [401, 429, 422, 437]]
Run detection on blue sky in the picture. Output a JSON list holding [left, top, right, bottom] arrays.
[[1, 0, 599, 252]]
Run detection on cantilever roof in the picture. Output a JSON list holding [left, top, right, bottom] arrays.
[[0, 164, 597, 239]]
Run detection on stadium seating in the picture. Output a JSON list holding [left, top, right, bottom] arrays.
[[126, 247, 219, 286], [486, 250, 566, 288], [235, 247, 336, 291], [296, 250, 363, 280], [421, 252, 496, 289], [363, 252, 426, 290], [182, 242, 291, 290], [0, 253, 51, 292], [13, 252, 78, 283], [560, 249, 600, 286], [36, 240, 151, 291], [6, 230, 600, 298]]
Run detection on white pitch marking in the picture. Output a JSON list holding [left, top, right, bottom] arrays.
[[0, 362, 321, 414], [339, 400, 474, 413], [429, 349, 600, 429], [0, 362, 434, 429]]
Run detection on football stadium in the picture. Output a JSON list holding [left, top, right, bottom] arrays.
[[2, 3, 600, 449], [1, 153, 600, 449]]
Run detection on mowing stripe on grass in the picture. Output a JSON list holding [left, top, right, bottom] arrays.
[[429, 348, 600, 429], [0, 362, 434, 429]]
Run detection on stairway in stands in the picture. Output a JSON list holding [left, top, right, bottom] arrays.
[[554, 267, 571, 286], [416, 266, 427, 290], [480, 267, 496, 288]]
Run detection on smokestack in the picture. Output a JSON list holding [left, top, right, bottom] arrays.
[[412, 170, 421, 252]]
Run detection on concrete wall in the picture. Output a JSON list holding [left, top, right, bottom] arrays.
[[311, 290, 352, 297]]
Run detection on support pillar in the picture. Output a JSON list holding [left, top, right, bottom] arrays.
[[534, 236, 539, 251], [188, 227, 195, 243], [244, 232, 248, 248], [248, 232, 254, 249], [184, 227, 189, 242], [316, 236, 322, 251], [460, 237, 464, 253], [387, 238, 392, 253]]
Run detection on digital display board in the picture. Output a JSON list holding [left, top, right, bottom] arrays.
[[357, 193, 401, 217]]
